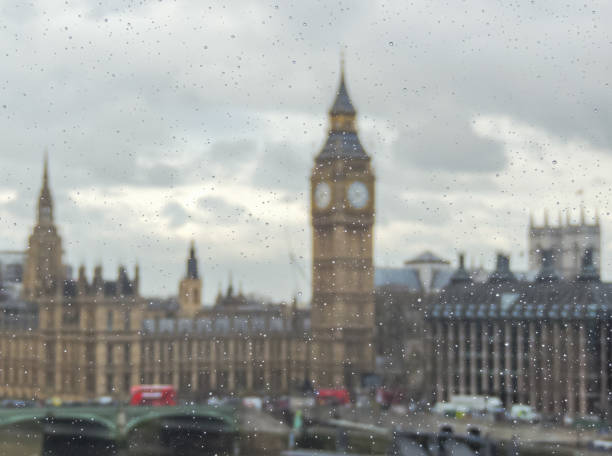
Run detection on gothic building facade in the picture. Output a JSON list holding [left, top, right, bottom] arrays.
[[0, 158, 146, 401], [427, 251, 612, 418], [0, 66, 376, 401], [528, 209, 601, 279], [310, 64, 376, 389]]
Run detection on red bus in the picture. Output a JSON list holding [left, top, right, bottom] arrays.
[[129, 385, 177, 406], [315, 389, 350, 406]]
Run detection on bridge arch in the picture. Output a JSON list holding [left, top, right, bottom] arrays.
[[125, 407, 238, 455], [0, 410, 117, 435]]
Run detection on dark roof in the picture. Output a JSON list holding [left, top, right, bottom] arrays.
[[147, 298, 180, 313], [449, 253, 471, 285], [405, 251, 449, 265], [375, 267, 421, 292], [329, 71, 356, 116], [487, 254, 516, 283], [187, 242, 198, 280], [432, 270, 454, 290], [429, 278, 612, 321], [316, 130, 369, 162]]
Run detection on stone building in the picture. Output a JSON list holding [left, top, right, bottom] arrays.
[[529, 209, 600, 279], [0, 65, 376, 401], [0, 156, 312, 402], [427, 251, 612, 418], [374, 286, 427, 396], [309, 62, 376, 389], [0, 159, 145, 400]]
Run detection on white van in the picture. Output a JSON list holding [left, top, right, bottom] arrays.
[[509, 404, 540, 423], [591, 440, 612, 451]]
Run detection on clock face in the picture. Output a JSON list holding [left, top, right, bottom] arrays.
[[347, 181, 369, 209], [314, 181, 331, 209]]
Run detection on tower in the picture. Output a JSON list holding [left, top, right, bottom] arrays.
[[22, 155, 64, 299], [310, 61, 376, 388], [528, 209, 601, 279], [178, 241, 202, 316]]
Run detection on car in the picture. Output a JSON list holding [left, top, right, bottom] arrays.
[[591, 440, 612, 451], [508, 404, 540, 423], [243, 396, 263, 410], [207, 396, 226, 407], [45, 396, 63, 407], [0, 399, 34, 408], [94, 396, 115, 406]]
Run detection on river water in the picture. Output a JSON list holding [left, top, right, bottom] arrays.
[[0, 429, 285, 456]]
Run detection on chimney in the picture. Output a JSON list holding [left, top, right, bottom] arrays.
[[77, 264, 89, 295], [450, 252, 471, 285], [93, 265, 104, 295], [488, 253, 516, 283], [118, 265, 131, 296], [133, 264, 140, 295]]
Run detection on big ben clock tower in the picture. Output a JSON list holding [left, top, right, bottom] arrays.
[[310, 62, 375, 389]]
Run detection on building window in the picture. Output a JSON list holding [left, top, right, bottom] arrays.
[[107, 311, 113, 331], [86, 372, 96, 393], [125, 311, 131, 331], [124, 343, 130, 364], [106, 374, 114, 394]]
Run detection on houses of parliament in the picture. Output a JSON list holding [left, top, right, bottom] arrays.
[[0, 67, 377, 401]]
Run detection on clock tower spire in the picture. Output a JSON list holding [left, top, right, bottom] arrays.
[[310, 60, 375, 389], [22, 154, 64, 299]]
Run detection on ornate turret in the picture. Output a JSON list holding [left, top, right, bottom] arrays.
[[226, 272, 234, 298], [118, 265, 134, 296], [133, 264, 140, 293], [328, 59, 356, 130], [178, 241, 202, 317], [93, 265, 104, 295], [77, 265, 89, 295], [22, 155, 64, 299], [187, 241, 198, 279], [215, 284, 223, 305], [450, 253, 471, 285], [488, 253, 516, 284], [316, 60, 369, 163], [38, 154, 54, 226]]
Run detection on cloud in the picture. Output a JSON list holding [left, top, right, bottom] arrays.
[[197, 195, 247, 226], [162, 202, 190, 229], [250, 141, 311, 192], [1, 0, 612, 301], [396, 115, 507, 173]]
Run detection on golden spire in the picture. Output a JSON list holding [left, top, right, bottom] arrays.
[[38, 150, 53, 225], [43, 150, 49, 188], [330, 55, 356, 119]]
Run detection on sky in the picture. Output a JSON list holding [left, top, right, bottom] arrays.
[[0, 0, 611, 303]]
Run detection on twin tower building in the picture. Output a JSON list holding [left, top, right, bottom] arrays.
[[14, 64, 376, 396]]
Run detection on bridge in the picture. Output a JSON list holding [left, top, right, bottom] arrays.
[[0, 404, 239, 455]]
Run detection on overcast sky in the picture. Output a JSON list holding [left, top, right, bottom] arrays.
[[1, 0, 611, 303]]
